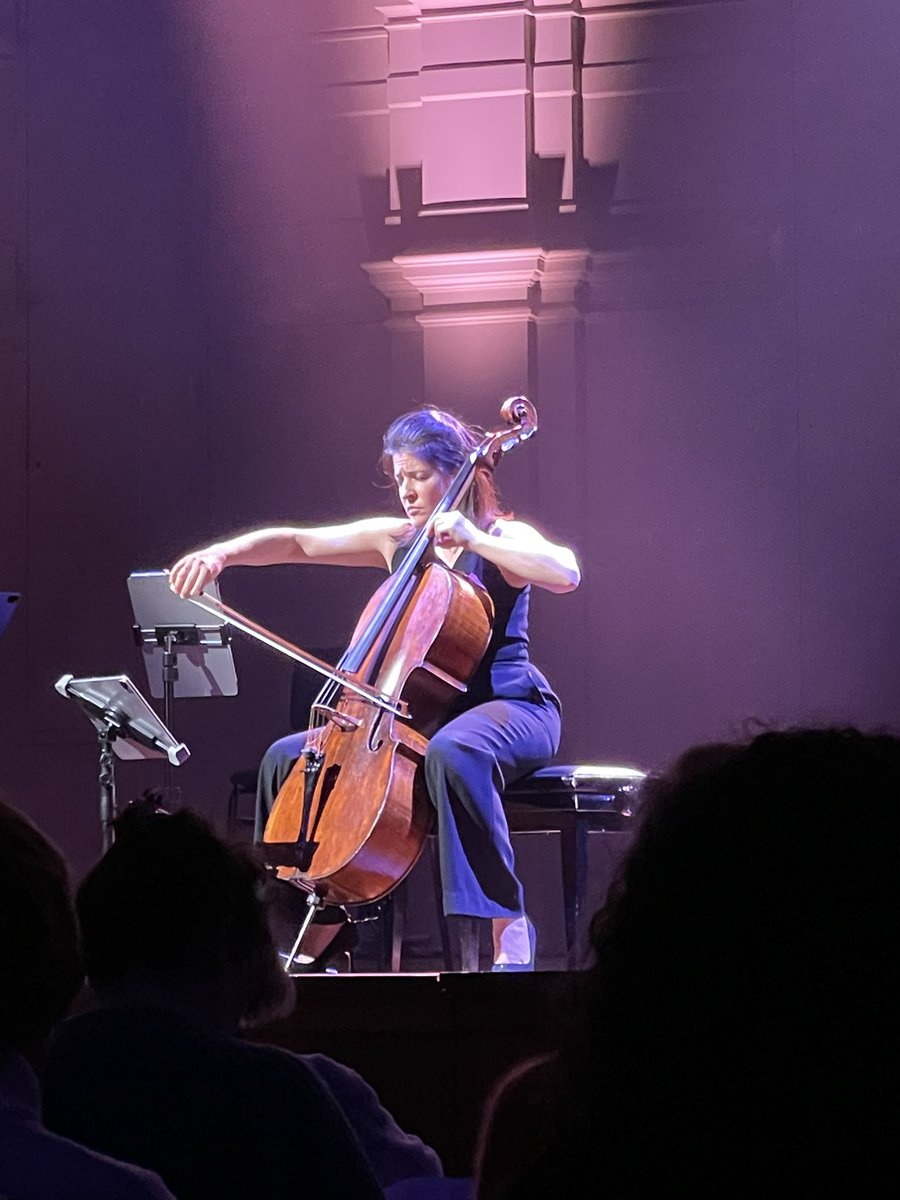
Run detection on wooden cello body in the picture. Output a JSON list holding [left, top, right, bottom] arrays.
[[262, 397, 538, 909], [264, 562, 493, 905]]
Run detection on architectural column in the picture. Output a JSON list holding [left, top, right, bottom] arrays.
[[365, 245, 595, 736]]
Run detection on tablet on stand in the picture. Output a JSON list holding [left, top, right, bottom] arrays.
[[54, 673, 190, 852], [128, 570, 237, 802]]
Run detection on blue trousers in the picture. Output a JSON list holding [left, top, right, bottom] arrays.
[[255, 698, 560, 920]]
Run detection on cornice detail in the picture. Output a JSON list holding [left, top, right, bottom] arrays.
[[363, 247, 593, 316]]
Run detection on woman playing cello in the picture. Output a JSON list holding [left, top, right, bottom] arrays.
[[169, 407, 580, 971]]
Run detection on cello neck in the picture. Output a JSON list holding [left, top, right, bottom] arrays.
[[331, 398, 538, 679], [337, 448, 479, 676]]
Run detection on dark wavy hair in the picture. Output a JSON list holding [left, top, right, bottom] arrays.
[[381, 407, 510, 530], [560, 724, 900, 1192], [0, 796, 83, 1053]]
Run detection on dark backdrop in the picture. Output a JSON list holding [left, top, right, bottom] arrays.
[[2, 1, 900, 878]]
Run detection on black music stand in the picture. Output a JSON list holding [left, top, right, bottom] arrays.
[[55, 673, 190, 853], [128, 570, 236, 801]]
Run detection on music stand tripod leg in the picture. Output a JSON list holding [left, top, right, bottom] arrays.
[[282, 891, 325, 977], [97, 725, 118, 854], [161, 632, 178, 805]]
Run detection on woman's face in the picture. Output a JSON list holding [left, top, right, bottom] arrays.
[[392, 451, 451, 527]]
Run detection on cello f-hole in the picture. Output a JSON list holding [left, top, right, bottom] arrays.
[[367, 708, 386, 753]]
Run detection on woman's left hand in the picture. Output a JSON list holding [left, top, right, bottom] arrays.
[[428, 511, 481, 550]]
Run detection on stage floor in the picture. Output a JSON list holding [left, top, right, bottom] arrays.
[[282, 826, 633, 975], [250, 969, 586, 1179], [251, 828, 622, 1176]]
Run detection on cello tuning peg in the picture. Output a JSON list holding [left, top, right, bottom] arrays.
[[500, 396, 538, 431]]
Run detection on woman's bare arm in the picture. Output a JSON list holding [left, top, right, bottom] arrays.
[[429, 513, 581, 594], [168, 516, 410, 597]]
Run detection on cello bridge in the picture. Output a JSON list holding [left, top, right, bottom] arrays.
[[311, 704, 362, 732]]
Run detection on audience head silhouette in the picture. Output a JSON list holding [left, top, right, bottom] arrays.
[[0, 796, 83, 1059], [41, 799, 388, 1199], [584, 724, 899, 1190], [76, 798, 289, 1028], [476, 725, 899, 1197], [0, 796, 177, 1199]]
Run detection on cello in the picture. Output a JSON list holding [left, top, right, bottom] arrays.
[[259, 397, 539, 916]]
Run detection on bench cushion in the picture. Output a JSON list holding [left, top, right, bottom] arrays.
[[503, 763, 646, 814]]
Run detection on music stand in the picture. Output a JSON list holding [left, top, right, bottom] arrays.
[[55, 673, 190, 853], [128, 570, 237, 800], [0, 591, 20, 640]]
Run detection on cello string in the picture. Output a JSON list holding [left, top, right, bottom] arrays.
[[336, 457, 476, 678], [311, 644, 353, 726], [314, 440, 488, 722], [306, 405, 532, 727]]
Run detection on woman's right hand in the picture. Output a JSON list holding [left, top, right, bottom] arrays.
[[168, 548, 227, 598]]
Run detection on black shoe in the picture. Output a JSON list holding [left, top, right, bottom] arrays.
[[279, 918, 358, 975]]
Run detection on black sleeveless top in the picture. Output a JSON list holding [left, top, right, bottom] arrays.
[[390, 538, 560, 716]]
